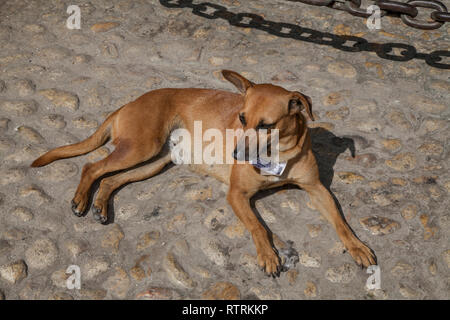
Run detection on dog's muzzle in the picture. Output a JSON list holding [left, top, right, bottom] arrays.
[[232, 146, 249, 161], [232, 140, 272, 162]]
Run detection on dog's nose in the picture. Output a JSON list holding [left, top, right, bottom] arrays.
[[232, 148, 240, 160]]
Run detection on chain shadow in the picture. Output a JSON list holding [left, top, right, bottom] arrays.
[[159, 0, 449, 69]]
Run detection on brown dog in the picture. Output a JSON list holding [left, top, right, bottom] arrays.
[[31, 70, 376, 276]]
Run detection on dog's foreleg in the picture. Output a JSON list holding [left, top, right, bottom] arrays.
[[227, 187, 281, 277], [299, 181, 377, 268]]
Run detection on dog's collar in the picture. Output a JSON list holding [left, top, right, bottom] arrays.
[[250, 157, 287, 176]]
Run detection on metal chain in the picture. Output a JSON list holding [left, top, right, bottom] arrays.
[[159, 0, 450, 69], [399, 0, 448, 29], [286, 0, 450, 30]]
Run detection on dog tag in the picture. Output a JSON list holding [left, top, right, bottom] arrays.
[[250, 158, 287, 176]]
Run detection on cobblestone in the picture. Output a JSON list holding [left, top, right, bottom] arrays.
[[0, 260, 28, 284], [0, 0, 448, 300], [24, 239, 58, 270]]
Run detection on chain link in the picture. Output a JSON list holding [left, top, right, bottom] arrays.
[[345, 0, 378, 18], [376, 0, 418, 17], [431, 11, 450, 22], [288, 0, 334, 5], [400, 0, 447, 29], [287, 0, 449, 29], [159, 0, 450, 69]]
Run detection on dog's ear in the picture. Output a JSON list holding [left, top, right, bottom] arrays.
[[290, 92, 314, 121], [221, 70, 254, 94]]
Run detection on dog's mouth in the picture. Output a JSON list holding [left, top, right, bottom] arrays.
[[232, 132, 277, 163], [232, 142, 273, 163]]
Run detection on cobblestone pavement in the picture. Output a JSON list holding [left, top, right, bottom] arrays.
[[0, 0, 449, 300]]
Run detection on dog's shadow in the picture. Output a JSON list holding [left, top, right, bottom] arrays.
[[251, 127, 356, 245]]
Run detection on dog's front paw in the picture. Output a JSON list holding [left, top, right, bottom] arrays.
[[347, 242, 377, 268], [257, 248, 281, 278], [71, 197, 88, 217], [92, 205, 108, 224]]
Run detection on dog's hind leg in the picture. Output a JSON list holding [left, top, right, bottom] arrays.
[[92, 152, 172, 223], [71, 137, 163, 217]]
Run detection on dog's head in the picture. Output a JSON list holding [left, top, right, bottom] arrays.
[[222, 70, 314, 162]]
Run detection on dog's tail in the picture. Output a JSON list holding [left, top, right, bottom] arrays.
[[31, 112, 116, 167]]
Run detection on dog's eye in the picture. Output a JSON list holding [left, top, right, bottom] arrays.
[[239, 113, 246, 126], [257, 121, 275, 130], [289, 99, 300, 111]]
